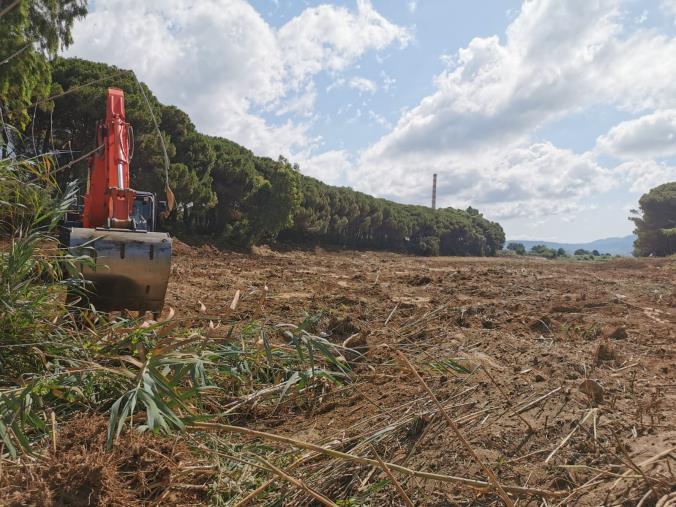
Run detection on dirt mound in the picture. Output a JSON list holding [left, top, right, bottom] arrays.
[[251, 244, 278, 256], [326, 314, 362, 341], [0, 416, 210, 506], [170, 238, 194, 256], [408, 274, 434, 286]]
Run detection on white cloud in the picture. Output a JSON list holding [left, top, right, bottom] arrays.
[[296, 149, 352, 185], [277, 0, 411, 89], [274, 83, 317, 117], [350, 0, 676, 220], [662, 0, 676, 23], [348, 77, 378, 94], [355, 140, 612, 222], [596, 109, 676, 159], [361, 0, 622, 164], [65, 0, 409, 161], [408, 1, 417, 14], [600, 32, 676, 112], [616, 160, 676, 194]]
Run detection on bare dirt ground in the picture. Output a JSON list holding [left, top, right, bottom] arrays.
[[165, 242, 675, 505]]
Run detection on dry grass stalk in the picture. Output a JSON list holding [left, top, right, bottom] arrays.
[[515, 387, 561, 414], [396, 351, 516, 507], [611, 433, 664, 499], [232, 454, 310, 507], [368, 443, 414, 507], [481, 365, 534, 433], [610, 446, 675, 489], [50, 411, 57, 455], [189, 422, 566, 498], [384, 303, 399, 326], [545, 408, 595, 464], [230, 289, 241, 311], [256, 456, 338, 507]]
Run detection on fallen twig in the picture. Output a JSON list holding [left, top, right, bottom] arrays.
[[384, 303, 399, 326], [610, 446, 675, 489], [516, 387, 561, 414], [232, 451, 322, 507]]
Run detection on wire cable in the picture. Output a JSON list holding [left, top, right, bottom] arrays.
[[133, 74, 174, 213]]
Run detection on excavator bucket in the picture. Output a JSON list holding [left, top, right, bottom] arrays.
[[67, 227, 172, 315]]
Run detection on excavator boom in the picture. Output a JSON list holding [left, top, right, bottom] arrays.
[[65, 88, 172, 317], [82, 88, 136, 229]]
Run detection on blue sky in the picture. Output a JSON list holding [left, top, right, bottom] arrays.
[[66, 0, 676, 242]]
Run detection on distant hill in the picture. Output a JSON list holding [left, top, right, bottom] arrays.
[[506, 235, 636, 256]]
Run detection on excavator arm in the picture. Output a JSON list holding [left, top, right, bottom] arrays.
[[82, 88, 136, 229], [65, 88, 172, 317]]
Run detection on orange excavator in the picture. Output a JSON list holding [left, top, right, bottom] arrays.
[[63, 88, 172, 319]]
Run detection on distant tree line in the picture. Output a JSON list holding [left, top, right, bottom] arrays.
[[3, 56, 504, 256], [506, 243, 612, 259]]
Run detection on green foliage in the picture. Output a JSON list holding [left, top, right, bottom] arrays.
[[0, 155, 85, 346], [630, 182, 676, 257], [0, 0, 87, 129], [280, 175, 504, 255], [0, 151, 352, 457], [507, 242, 526, 255], [574, 248, 590, 256], [530, 244, 556, 258], [529, 244, 569, 259], [15, 56, 504, 256]]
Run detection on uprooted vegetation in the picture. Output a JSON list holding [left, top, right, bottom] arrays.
[[1, 155, 675, 505]]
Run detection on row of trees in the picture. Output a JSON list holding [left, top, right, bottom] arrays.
[[507, 243, 568, 259], [506, 243, 612, 259], [282, 177, 504, 255], [3, 51, 504, 255]]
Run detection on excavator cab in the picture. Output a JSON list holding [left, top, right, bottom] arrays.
[[63, 88, 172, 318]]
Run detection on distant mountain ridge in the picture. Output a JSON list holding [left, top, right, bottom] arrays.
[[506, 235, 636, 256]]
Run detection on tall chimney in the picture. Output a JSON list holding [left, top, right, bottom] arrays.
[[432, 173, 437, 210]]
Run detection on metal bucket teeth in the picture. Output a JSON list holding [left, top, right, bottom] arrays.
[[68, 227, 172, 313]]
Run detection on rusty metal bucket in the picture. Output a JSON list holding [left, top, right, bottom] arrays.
[[67, 227, 172, 315]]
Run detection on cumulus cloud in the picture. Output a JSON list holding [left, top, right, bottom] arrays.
[[596, 109, 676, 159], [352, 0, 676, 220], [296, 149, 352, 185], [355, 141, 611, 219], [361, 0, 622, 164], [278, 0, 411, 89], [615, 160, 676, 194], [65, 0, 409, 161]]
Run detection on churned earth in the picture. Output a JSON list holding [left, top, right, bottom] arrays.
[[3, 242, 673, 505], [164, 242, 675, 505]]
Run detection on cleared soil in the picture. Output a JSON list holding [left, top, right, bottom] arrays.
[[3, 243, 673, 505], [164, 242, 676, 505]]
